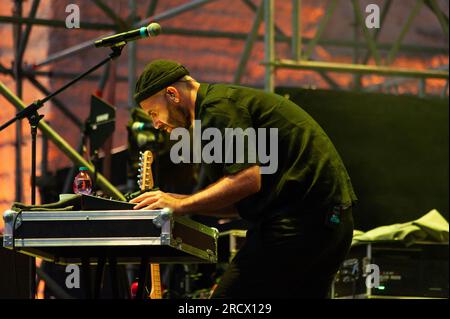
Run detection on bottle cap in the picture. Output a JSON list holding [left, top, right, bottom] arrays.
[[79, 166, 89, 171]]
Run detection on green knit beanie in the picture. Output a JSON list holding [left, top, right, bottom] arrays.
[[134, 59, 189, 105]]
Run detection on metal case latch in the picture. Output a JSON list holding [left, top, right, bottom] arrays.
[[152, 208, 172, 228]]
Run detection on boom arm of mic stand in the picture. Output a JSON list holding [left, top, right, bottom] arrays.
[[0, 44, 125, 133]]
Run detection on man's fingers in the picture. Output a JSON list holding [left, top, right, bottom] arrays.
[[140, 199, 163, 211], [130, 191, 159, 203], [129, 192, 150, 203], [133, 196, 159, 209], [146, 201, 162, 210], [142, 202, 160, 210]]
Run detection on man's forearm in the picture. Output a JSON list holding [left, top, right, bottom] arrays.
[[180, 166, 260, 214], [168, 193, 190, 199]]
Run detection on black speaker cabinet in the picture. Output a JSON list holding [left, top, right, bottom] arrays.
[[0, 236, 32, 299], [332, 242, 449, 299]]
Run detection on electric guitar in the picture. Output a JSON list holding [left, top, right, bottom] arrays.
[[138, 150, 162, 299]]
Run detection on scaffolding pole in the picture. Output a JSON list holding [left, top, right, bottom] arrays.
[[12, 0, 23, 203], [128, 0, 137, 108], [264, 0, 275, 92], [267, 59, 449, 79]]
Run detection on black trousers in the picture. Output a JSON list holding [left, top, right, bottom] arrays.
[[211, 207, 354, 299]]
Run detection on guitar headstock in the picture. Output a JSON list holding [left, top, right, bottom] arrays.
[[138, 150, 154, 191]]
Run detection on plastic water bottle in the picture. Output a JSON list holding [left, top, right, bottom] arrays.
[[73, 167, 93, 195]]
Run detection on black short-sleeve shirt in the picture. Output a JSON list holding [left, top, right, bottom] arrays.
[[195, 83, 357, 222]]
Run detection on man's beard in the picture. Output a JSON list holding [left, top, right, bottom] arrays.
[[167, 101, 191, 129]]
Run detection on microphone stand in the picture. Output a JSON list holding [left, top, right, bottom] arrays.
[[0, 42, 126, 299]]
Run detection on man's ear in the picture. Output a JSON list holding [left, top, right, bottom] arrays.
[[165, 86, 179, 103]]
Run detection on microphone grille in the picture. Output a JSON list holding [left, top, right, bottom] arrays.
[[147, 23, 161, 37]]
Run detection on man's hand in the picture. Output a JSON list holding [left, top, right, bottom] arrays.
[[130, 190, 185, 213], [129, 166, 260, 217]]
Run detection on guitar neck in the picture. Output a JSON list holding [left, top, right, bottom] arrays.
[[150, 264, 162, 299], [139, 150, 162, 299]]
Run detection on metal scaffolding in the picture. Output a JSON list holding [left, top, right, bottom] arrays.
[[0, 0, 449, 202], [262, 0, 448, 92]]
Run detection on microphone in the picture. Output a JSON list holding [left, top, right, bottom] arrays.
[[94, 23, 161, 48], [131, 121, 154, 132]]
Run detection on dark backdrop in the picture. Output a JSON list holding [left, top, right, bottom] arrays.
[[276, 88, 449, 231]]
